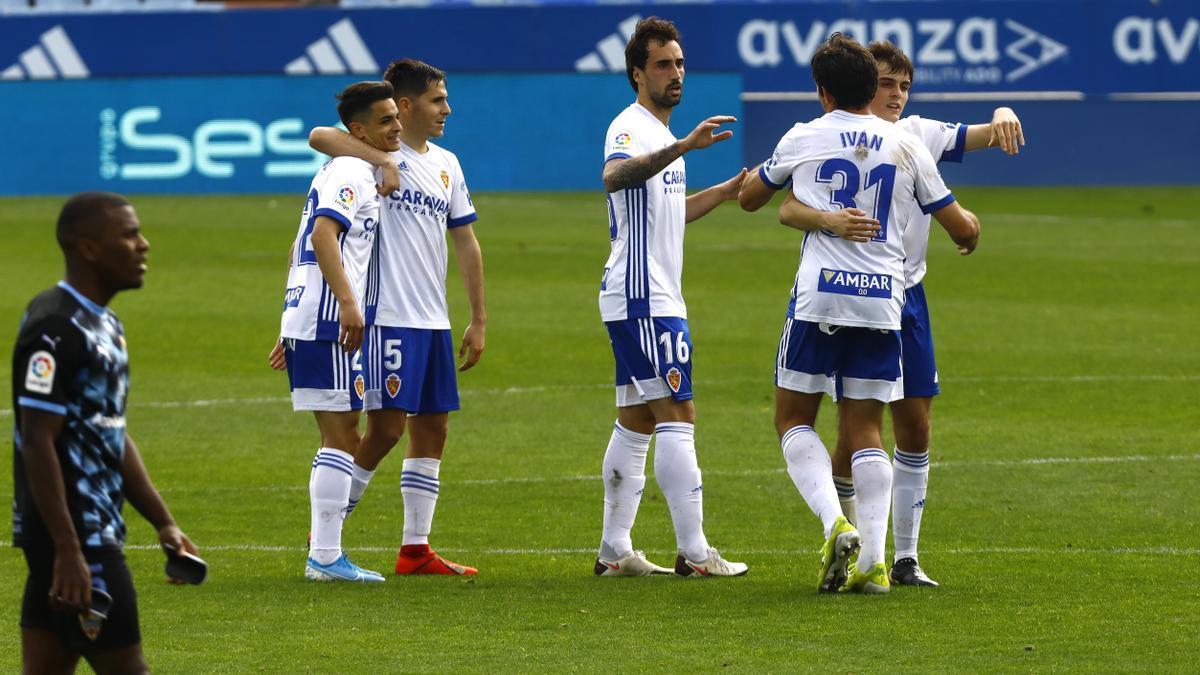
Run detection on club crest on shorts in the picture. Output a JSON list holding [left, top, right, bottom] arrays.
[[666, 367, 682, 393], [354, 374, 365, 399], [440, 170, 450, 189], [78, 612, 104, 641], [385, 373, 401, 398]]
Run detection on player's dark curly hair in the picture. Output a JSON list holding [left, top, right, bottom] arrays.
[[811, 33, 878, 110], [336, 81, 395, 128], [383, 59, 446, 99], [868, 41, 914, 81], [625, 17, 681, 93], [56, 192, 130, 252]]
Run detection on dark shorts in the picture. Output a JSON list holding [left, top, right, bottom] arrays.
[[20, 545, 141, 653]]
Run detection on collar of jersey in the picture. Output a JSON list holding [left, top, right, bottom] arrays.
[[829, 109, 875, 122], [57, 280, 107, 316], [632, 102, 669, 130]]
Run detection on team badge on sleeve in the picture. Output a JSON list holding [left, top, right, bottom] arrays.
[[385, 373, 401, 398], [336, 185, 356, 210], [25, 350, 55, 395], [439, 170, 450, 189], [666, 367, 682, 393]]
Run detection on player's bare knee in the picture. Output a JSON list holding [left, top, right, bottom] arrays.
[[616, 405, 656, 434]]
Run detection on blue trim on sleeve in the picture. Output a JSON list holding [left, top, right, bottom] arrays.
[[758, 164, 785, 190], [940, 125, 968, 164], [605, 152, 632, 163], [313, 208, 352, 231], [447, 212, 478, 229], [18, 397, 67, 416], [920, 193, 957, 214]]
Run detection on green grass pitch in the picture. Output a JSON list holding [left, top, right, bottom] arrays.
[[1, 187, 1198, 671]]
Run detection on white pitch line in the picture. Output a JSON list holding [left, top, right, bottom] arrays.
[[3, 373, 1195, 418], [2, 543, 1193, 557]]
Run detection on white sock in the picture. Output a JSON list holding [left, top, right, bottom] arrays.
[[346, 463, 375, 519], [892, 448, 930, 562], [401, 457, 441, 546], [851, 448, 893, 572], [833, 475, 857, 526], [310, 448, 354, 565], [599, 421, 651, 561], [653, 422, 710, 562], [780, 425, 844, 537]]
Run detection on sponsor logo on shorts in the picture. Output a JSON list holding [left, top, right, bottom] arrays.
[[817, 268, 892, 299], [353, 374, 365, 399], [666, 366, 682, 393], [336, 185, 356, 210], [439, 170, 450, 189], [78, 612, 103, 641], [25, 351, 55, 395], [385, 373, 401, 398]]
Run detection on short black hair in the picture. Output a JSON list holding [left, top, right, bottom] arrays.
[[382, 59, 446, 99], [869, 41, 914, 81], [625, 17, 681, 93], [56, 192, 131, 252], [811, 33, 878, 110], [336, 81, 395, 128]]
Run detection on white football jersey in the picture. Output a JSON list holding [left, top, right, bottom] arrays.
[[280, 157, 380, 341], [365, 141, 477, 330], [895, 115, 967, 288], [761, 110, 954, 330], [599, 103, 688, 322]]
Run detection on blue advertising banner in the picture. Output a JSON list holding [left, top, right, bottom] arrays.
[[0, 73, 742, 195], [0, 1, 1198, 95]]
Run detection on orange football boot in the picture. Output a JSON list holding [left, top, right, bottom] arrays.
[[394, 544, 477, 575]]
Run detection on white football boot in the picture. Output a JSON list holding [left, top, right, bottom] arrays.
[[674, 548, 749, 578], [594, 550, 674, 576]]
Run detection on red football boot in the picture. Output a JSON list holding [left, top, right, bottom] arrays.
[[394, 544, 477, 575]]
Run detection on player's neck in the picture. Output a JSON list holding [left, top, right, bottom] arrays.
[[636, 96, 672, 127], [63, 270, 114, 307], [836, 106, 872, 116], [400, 131, 431, 154]]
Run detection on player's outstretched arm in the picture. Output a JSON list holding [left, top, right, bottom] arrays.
[[932, 202, 981, 255], [122, 433, 198, 582], [779, 191, 880, 241], [684, 167, 747, 223], [602, 115, 736, 193], [308, 127, 400, 195], [311, 216, 364, 354], [964, 107, 1025, 155], [450, 224, 486, 372], [19, 407, 91, 612]]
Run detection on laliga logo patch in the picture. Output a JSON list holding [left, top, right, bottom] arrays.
[[25, 351, 55, 395], [666, 367, 682, 393], [439, 170, 450, 190], [385, 373, 401, 398], [614, 132, 632, 147], [354, 374, 365, 399], [336, 185, 356, 209]]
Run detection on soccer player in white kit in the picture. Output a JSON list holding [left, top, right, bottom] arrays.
[[739, 34, 981, 593], [310, 60, 485, 576], [595, 17, 750, 578], [273, 82, 402, 582], [778, 41, 1024, 588]]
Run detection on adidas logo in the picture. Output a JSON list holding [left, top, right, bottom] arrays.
[[574, 15, 641, 72], [1, 26, 89, 80], [398, 161, 409, 172], [285, 18, 378, 76]]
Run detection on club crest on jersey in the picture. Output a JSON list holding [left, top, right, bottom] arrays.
[[854, 145, 870, 160], [385, 374, 401, 398], [336, 185, 356, 209], [614, 132, 632, 147], [818, 268, 892, 298], [25, 351, 55, 395], [439, 170, 450, 189], [354, 374, 365, 400], [666, 367, 682, 393]]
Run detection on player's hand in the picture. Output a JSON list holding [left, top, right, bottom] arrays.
[[956, 232, 979, 256], [458, 322, 485, 372], [823, 208, 881, 243], [989, 107, 1024, 156], [338, 303, 365, 354], [49, 546, 91, 612], [715, 167, 749, 201], [268, 338, 287, 371], [377, 161, 400, 196], [681, 116, 737, 152], [159, 525, 198, 584]]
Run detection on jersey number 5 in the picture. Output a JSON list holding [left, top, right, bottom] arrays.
[[815, 159, 896, 242]]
